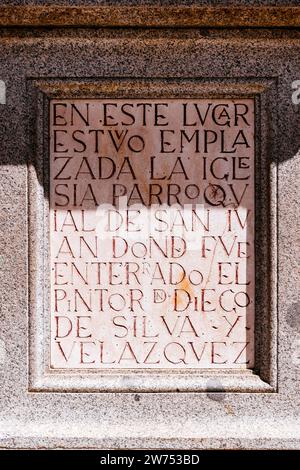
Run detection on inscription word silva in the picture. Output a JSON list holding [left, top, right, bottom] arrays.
[[50, 99, 255, 369]]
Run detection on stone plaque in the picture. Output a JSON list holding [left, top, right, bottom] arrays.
[[50, 99, 255, 369]]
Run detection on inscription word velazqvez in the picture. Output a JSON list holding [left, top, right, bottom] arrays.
[[49, 99, 255, 369]]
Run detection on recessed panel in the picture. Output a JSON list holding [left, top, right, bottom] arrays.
[[49, 98, 255, 370]]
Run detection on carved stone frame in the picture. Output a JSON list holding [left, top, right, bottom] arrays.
[[27, 77, 278, 393]]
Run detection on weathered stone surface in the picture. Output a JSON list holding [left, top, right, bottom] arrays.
[[0, 4, 299, 28]]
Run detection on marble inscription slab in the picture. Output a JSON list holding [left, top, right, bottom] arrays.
[[49, 99, 255, 369]]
